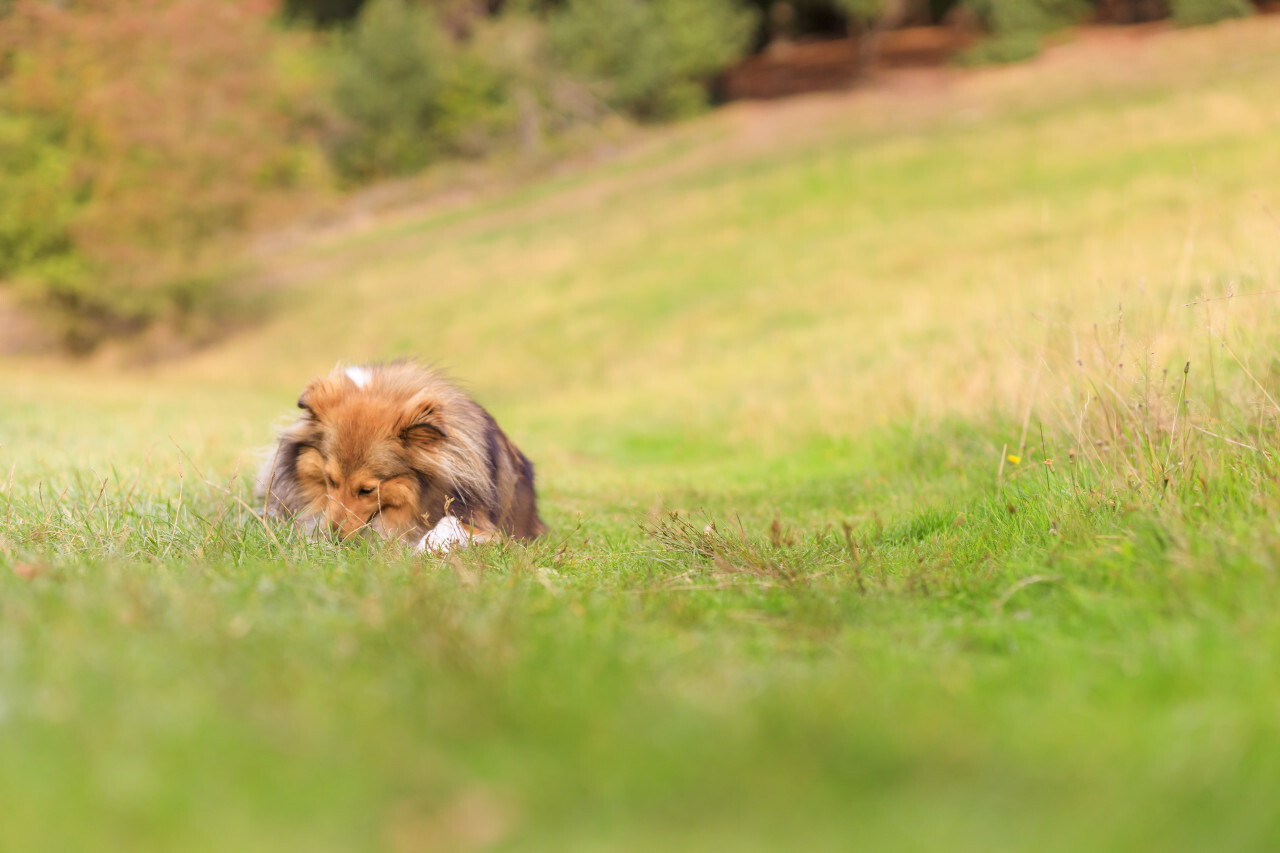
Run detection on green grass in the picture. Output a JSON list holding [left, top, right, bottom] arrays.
[[5, 18, 1280, 851]]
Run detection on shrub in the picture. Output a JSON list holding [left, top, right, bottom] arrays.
[[282, 0, 366, 26], [431, 51, 518, 159], [1168, 0, 1252, 25], [959, 0, 1088, 64], [957, 30, 1044, 64], [0, 0, 326, 353], [0, 113, 81, 290], [328, 0, 519, 182], [457, 10, 610, 152], [1091, 0, 1170, 23], [548, 0, 757, 121], [329, 0, 447, 180]]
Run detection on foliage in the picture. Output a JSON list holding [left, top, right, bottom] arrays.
[[548, 0, 757, 121], [957, 29, 1044, 63], [0, 113, 81, 291], [959, 0, 1088, 63], [328, 0, 519, 182], [0, 0, 327, 353], [329, 0, 449, 180], [836, 0, 887, 25], [835, 0, 901, 76], [331, 0, 762, 175], [1168, 0, 1253, 25], [281, 0, 365, 25], [0, 0, 761, 348], [1092, 0, 1171, 23]]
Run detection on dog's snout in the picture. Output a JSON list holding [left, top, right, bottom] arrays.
[[324, 495, 366, 540]]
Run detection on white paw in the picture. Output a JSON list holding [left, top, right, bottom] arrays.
[[415, 516, 473, 554]]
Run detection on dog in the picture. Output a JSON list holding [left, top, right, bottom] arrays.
[[258, 361, 545, 551]]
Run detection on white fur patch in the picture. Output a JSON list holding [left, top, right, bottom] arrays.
[[344, 366, 372, 388], [415, 516, 472, 554]]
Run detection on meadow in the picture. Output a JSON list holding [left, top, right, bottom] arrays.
[[4, 18, 1280, 851]]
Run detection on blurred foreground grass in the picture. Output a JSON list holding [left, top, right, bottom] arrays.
[[4, 19, 1280, 851]]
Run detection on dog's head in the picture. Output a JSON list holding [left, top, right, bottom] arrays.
[[284, 367, 451, 541]]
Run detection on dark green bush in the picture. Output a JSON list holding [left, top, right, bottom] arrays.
[[329, 0, 520, 181], [959, 0, 1087, 64], [431, 51, 519, 159], [957, 30, 1044, 64], [330, 0, 448, 180], [1169, 0, 1252, 26], [282, 0, 366, 26], [548, 0, 757, 121]]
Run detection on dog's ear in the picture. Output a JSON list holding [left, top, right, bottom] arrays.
[[296, 378, 338, 419], [399, 394, 448, 444]]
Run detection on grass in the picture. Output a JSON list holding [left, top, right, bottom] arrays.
[[5, 17, 1280, 851]]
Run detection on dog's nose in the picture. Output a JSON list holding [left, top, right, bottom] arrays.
[[325, 500, 364, 540], [328, 516, 363, 540]]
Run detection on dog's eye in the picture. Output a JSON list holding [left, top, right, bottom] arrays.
[[357, 486, 377, 497]]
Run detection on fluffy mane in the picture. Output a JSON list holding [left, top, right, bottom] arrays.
[[258, 361, 545, 545]]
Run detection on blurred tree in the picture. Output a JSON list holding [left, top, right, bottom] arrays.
[[329, 0, 519, 180], [330, 0, 447, 178], [779, 0, 852, 32], [1168, 0, 1252, 24], [548, 0, 757, 121], [836, 0, 926, 75], [959, 0, 1088, 63], [282, 0, 511, 29], [1092, 0, 1169, 22], [283, 0, 368, 25], [0, 0, 327, 352], [0, 114, 80, 295]]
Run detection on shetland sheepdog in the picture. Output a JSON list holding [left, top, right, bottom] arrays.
[[258, 362, 545, 551]]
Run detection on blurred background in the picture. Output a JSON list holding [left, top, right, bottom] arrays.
[[3, 0, 1278, 505], [1, 0, 1273, 358]]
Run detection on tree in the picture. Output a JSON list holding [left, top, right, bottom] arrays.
[[0, 0, 324, 351], [837, 0, 919, 77]]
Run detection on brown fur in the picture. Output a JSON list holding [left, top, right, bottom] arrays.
[[258, 362, 546, 546]]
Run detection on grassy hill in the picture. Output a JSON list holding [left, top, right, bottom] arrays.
[[3, 18, 1280, 851]]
